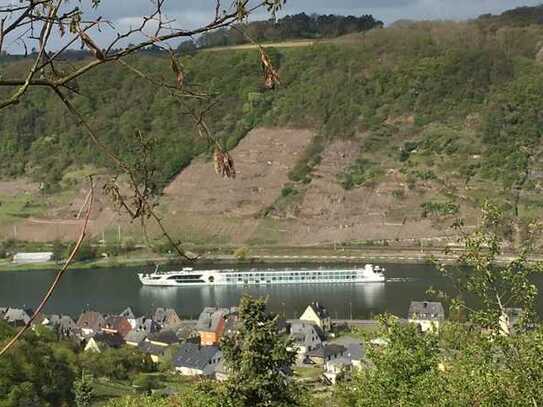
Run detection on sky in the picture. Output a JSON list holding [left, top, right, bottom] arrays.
[[1, 0, 542, 52]]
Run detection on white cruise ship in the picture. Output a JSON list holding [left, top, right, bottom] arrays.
[[138, 265, 385, 287]]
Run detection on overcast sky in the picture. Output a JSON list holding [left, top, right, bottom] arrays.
[[73, 0, 543, 26], [1, 0, 542, 52]]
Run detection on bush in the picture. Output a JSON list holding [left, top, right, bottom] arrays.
[[421, 200, 459, 217], [65, 242, 98, 262], [338, 159, 383, 190], [233, 247, 249, 260], [281, 185, 298, 198]]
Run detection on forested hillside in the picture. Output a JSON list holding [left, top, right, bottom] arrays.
[[2, 6, 543, 246]]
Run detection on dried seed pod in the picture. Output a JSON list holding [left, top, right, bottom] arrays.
[[80, 31, 105, 61], [214, 149, 236, 179], [169, 52, 184, 89], [260, 47, 280, 90]]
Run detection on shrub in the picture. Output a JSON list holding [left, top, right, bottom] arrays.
[[338, 159, 383, 190], [233, 247, 249, 260], [421, 201, 459, 217]]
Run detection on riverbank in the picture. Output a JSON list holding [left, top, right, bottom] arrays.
[[0, 245, 535, 272]]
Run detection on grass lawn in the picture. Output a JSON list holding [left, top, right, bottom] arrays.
[[0, 193, 47, 225], [294, 366, 323, 380], [91, 379, 136, 406]]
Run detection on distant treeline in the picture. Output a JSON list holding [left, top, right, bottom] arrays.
[[178, 13, 383, 51], [0, 13, 383, 62], [476, 5, 543, 27]]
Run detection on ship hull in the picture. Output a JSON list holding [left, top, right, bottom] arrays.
[[138, 266, 386, 287]]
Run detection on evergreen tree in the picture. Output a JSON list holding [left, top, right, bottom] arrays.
[[221, 295, 302, 407], [74, 370, 94, 407]]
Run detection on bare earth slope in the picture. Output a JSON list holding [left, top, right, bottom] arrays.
[[0, 127, 462, 246], [286, 140, 457, 245]]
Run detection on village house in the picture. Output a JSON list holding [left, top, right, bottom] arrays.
[[196, 307, 227, 346], [408, 301, 445, 333], [138, 340, 168, 363], [77, 311, 105, 336], [153, 308, 182, 330], [147, 330, 180, 347], [134, 316, 160, 335], [103, 315, 133, 338], [288, 320, 323, 363], [173, 343, 222, 377], [3, 308, 32, 327], [175, 322, 200, 343], [124, 330, 147, 347], [306, 343, 346, 366], [84, 332, 125, 353], [119, 307, 137, 329], [215, 358, 230, 382], [299, 302, 332, 333], [330, 336, 365, 369], [30, 313, 48, 326], [324, 357, 352, 384], [47, 314, 79, 337]]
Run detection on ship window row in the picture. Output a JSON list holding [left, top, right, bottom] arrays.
[[224, 275, 356, 282], [225, 272, 358, 277]]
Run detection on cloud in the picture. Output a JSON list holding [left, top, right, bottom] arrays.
[[83, 0, 543, 25]]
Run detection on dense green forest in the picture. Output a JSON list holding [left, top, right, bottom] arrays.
[[1, 5, 543, 212]]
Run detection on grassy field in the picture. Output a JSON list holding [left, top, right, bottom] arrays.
[[90, 373, 199, 406], [204, 40, 316, 52]]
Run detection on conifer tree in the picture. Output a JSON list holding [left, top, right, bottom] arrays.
[[221, 295, 302, 407]]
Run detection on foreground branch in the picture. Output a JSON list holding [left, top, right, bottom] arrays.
[[0, 177, 95, 358]]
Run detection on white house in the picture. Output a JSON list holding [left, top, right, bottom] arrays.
[[408, 301, 445, 333], [324, 357, 352, 384], [289, 320, 323, 364], [299, 302, 332, 333]]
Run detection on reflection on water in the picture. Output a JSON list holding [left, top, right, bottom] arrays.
[[139, 282, 386, 319], [0, 263, 542, 319]]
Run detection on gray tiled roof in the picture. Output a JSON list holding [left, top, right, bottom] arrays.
[[173, 343, 221, 370], [3, 308, 31, 325], [153, 308, 181, 327], [408, 301, 445, 321], [49, 315, 78, 334], [77, 311, 105, 332], [148, 330, 179, 345], [135, 317, 160, 334], [93, 332, 125, 348], [196, 308, 227, 332], [331, 336, 364, 361], [307, 344, 346, 359], [176, 322, 198, 340], [308, 302, 329, 319], [125, 330, 147, 344], [138, 340, 167, 357]]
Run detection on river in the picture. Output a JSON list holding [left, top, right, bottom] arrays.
[[1, 263, 542, 319]]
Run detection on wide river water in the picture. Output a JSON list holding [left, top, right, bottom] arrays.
[[2, 263, 543, 319]]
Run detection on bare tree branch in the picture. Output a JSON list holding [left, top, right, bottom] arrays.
[[0, 177, 95, 357]]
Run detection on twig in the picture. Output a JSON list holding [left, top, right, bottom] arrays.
[[0, 177, 94, 358]]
